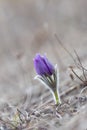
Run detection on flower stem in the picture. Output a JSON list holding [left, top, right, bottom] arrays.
[[54, 90, 61, 105]]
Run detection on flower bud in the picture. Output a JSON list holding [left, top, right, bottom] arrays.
[[34, 54, 55, 76]]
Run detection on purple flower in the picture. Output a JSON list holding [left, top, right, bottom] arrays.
[[34, 54, 55, 76]]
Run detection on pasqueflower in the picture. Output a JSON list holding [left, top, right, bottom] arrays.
[[34, 54, 61, 105]]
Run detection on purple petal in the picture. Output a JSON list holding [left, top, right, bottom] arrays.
[[34, 54, 55, 76], [42, 55, 54, 75]]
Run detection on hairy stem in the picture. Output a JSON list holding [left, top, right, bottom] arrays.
[[54, 90, 61, 105]]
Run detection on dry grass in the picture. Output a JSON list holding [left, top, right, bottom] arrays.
[[0, 0, 87, 130]]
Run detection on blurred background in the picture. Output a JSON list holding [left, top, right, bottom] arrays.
[[0, 0, 87, 104]]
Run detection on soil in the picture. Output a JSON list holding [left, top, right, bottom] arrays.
[[0, 0, 87, 130]]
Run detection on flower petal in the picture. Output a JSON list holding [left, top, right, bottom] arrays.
[[34, 54, 55, 76]]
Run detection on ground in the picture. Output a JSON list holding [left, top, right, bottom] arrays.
[[0, 0, 87, 130]]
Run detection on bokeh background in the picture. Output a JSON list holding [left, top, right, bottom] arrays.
[[0, 0, 87, 105]]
